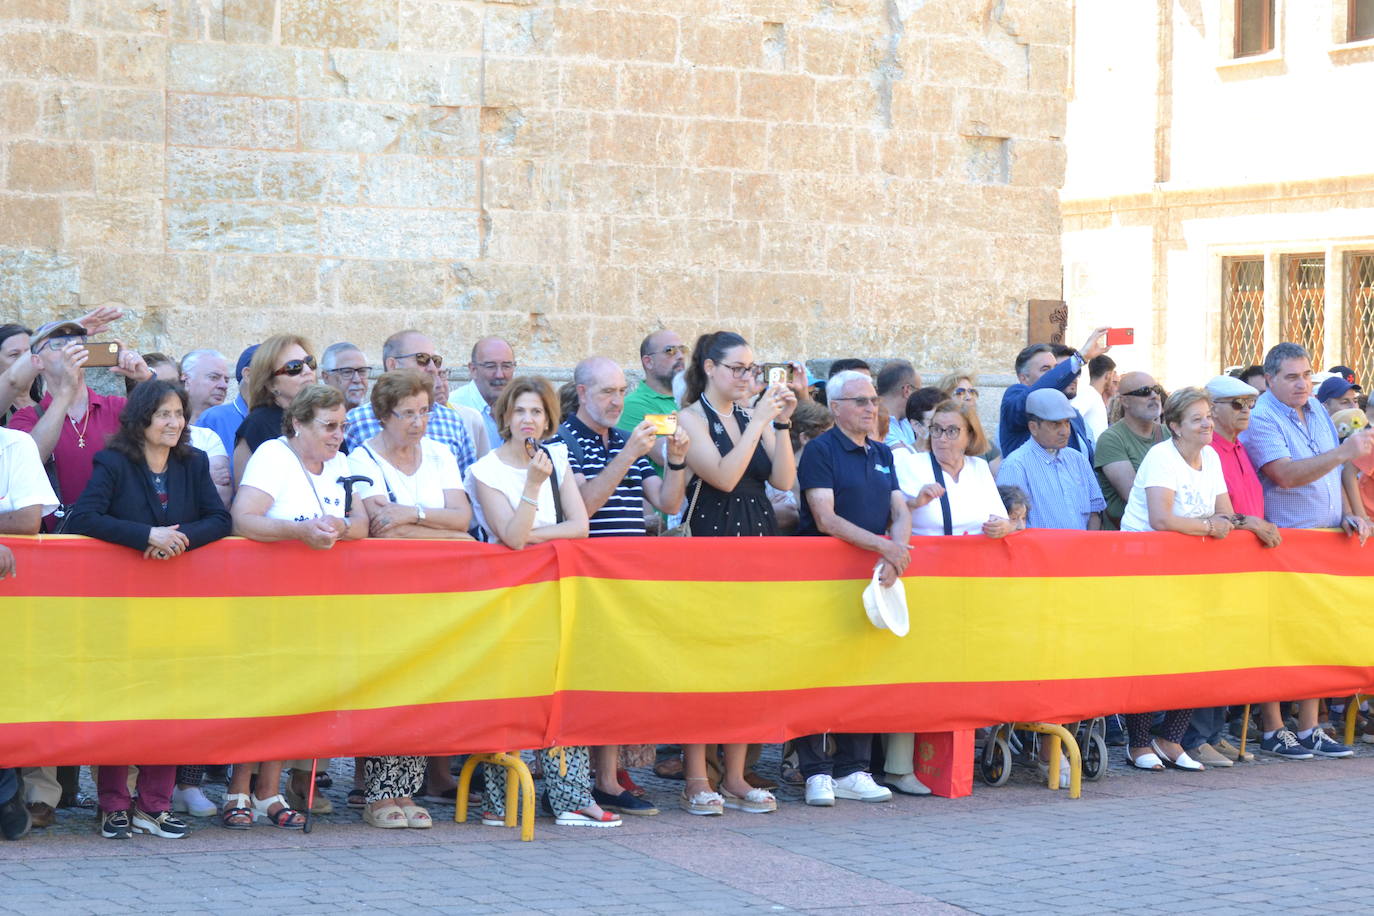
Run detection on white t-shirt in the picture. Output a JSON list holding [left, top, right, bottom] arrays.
[[188, 424, 227, 461], [239, 436, 351, 522], [894, 450, 1007, 536], [1071, 389, 1109, 443], [466, 442, 572, 537], [0, 427, 58, 516], [1120, 439, 1228, 532], [348, 438, 463, 509]]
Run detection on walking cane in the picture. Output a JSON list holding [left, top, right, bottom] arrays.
[[301, 476, 373, 836], [1237, 703, 1251, 762]]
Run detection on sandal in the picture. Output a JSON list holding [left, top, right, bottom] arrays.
[[362, 802, 408, 829], [719, 785, 776, 814], [616, 768, 646, 798], [678, 788, 724, 816], [554, 807, 622, 827], [250, 793, 305, 829], [1151, 739, 1204, 771], [220, 793, 253, 830], [346, 788, 366, 809], [480, 810, 513, 827], [1128, 749, 1165, 771], [399, 803, 431, 829]]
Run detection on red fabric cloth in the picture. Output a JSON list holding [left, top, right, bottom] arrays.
[[1211, 431, 1264, 517]]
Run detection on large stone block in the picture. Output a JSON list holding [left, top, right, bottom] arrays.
[[798, 26, 881, 77], [210, 254, 325, 307], [5, 140, 94, 192], [78, 250, 211, 307], [64, 197, 161, 249], [298, 99, 413, 153], [328, 49, 480, 106], [681, 20, 761, 69], [0, 194, 61, 247], [169, 43, 341, 98], [0, 82, 40, 134], [323, 257, 448, 311], [759, 221, 825, 272], [3, 0, 71, 24], [718, 270, 851, 321], [362, 154, 476, 208], [482, 3, 553, 56], [168, 94, 298, 149], [767, 123, 854, 173], [591, 114, 687, 167], [100, 34, 166, 86], [398, 0, 482, 52], [0, 29, 98, 80], [553, 9, 678, 63], [730, 172, 786, 221], [740, 72, 815, 122], [318, 206, 479, 260], [167, 200, 319, 253], [168, 147, 361, 204], [281, 0, 398, 50], [216, 0, 277, 43], [815, 78, 876, 126], [444, 261, 556, 315], [634, 268, 717, 321], [653, 168, 731, 219], [0, 248, 79, 310], [618, 65, 694, 116], [485, 209, 569, 263], [483, 57, 556, 109], [554, 265, 635, 315], [38, 87, 166, 143], [96, 143, 164, 198], [686, 120, 764, 170]]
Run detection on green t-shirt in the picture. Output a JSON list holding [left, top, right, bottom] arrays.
[[1093, 421, 1167, 529], [618, 382, 677, 475]]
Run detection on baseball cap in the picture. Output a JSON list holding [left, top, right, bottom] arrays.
[[1204, 375, 1260, 399], [1317, 376, 1360, 403], [235, 344, 260, 383], [29, 320, 88, 352], [1025, 388, 1077, 422], [1330, 365, 1357, 384]]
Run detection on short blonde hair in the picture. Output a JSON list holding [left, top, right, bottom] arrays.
[[283, 384, 344, 437], [935, 371, 975, 396], [493, 376, 560, 442], [929, 399, 990, 456], [1162, 386, 1210, 437]]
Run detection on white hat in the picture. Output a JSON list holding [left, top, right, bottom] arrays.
[[1204, 375, 1260, 399], [862, 565, 909, 637]]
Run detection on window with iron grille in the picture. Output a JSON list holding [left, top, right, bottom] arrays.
[[1345, 253, 1374, 384], [1235, 0, 1276, 57], [1222, 258, 1266, 370], [1351, 0, 1374, 41], [1282, 254, 1326, 367]]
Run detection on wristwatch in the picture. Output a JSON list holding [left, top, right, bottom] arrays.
[[667, 459, 687, 471], [415, 505, 427, 522], [773, 421, 792, 430]]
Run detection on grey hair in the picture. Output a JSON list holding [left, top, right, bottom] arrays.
[[321, 341, 363, 371], [826, 369, 872, 403], [1263, 342, 1310, 377], [179, 348, 226, 377], [382, 329, 420, 365]]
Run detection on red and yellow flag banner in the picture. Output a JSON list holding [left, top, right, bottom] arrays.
[[2, 530, 1372, 766]]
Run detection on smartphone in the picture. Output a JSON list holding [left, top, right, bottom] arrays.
[[85, 342, 120, 368], [761, 362, 794, 386], [1105, 328, 1134, 346], [644, 413, 678, 436]]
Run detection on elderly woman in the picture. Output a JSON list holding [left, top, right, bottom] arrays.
[[226, 384, 369, 829], [67, 379, 232, 839], [468, 376, 612, 827], [1119, 387, 1256, 771], [903, 387, 946, 453], [936, 371, 1000, 470], [232, 334, 317, 485]]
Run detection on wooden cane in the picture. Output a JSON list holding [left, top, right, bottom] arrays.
[[1237, 704, 1251, 762]]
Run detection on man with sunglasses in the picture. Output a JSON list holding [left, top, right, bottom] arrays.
[[452, 337, 516, 447], [999, 327, 1111, 459], [1240, 342, 1373, 759], [1092, 371, 1167, 530], [619, 330, 686, 474]]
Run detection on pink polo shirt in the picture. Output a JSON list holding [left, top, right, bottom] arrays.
[[1211, 431, 1264, 518], [10, 389, 125, 522]]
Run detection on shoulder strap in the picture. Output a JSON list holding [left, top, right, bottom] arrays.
[[928, 450, 953, 536], [359, 444, 397, 503], [556, 426, 589, 470], [546, 446, 566, 524]]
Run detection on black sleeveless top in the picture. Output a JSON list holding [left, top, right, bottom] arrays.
[[687, 399, 778, 537]]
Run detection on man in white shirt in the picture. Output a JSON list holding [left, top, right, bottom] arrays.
[[451, 337, 515, 447], [1070, 354, 1116, 442]]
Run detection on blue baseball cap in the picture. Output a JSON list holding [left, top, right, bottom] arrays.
[[1317, 376, 1360, 403], [235, 344, 259, 383]]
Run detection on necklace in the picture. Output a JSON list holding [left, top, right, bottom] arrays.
[[68, 411, 90, 448], [703, 395, 734, 418]]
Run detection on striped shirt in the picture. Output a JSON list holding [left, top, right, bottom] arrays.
[[559, 415, 652, 537], [996, 437, 1106, 530], [345, 402, 478, 477], [1239, 390, 1342, 528]]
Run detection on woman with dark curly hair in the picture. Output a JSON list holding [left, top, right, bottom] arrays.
[[67, 379, 232, 840]]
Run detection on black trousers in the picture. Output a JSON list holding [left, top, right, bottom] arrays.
[[795, 733, 872, 780]]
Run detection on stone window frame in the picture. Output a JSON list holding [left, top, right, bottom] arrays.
[[1217, 0, 1284, 69], [1331, 0, 1374, 61]]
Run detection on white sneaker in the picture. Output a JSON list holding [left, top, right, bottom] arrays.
[[172, 786, 217, 817], [832, 771, 892, 802], [804, 774, 835, 806]]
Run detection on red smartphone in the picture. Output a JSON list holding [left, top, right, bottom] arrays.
[[1106, 328, 1134, 346]]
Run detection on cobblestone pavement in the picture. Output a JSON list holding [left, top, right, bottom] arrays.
[[5, 737, 1374, 915]]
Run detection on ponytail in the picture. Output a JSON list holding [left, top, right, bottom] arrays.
[[682, 331, 748, 407]]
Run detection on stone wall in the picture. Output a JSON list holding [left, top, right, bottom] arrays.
[[1, 0, 1068, 376]]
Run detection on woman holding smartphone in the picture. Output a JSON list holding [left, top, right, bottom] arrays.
[[673, 331, 797, 816]]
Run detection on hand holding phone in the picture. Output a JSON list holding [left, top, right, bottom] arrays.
[[1105, 328, 1134, 347]]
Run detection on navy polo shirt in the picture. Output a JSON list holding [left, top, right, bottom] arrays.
[[797, 425, 899, 536]]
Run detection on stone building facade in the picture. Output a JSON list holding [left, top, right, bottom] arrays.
[[2, 0, 1068, 384], [1063, 1, 1374, 387]]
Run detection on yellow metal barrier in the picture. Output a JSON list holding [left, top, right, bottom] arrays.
[[1016, 722, 1082, 799], [1344, 695, 1367, 748], [455, 752, 536, 842]]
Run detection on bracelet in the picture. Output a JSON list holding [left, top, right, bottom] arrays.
[[772, 421, 792, 430], [520, 495, 539, 508], [667, 459, 687, 471], [1203, 517, 1214, 536]]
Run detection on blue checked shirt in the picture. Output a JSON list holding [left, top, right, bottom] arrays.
[[1239, 390, 1342, 528], [996, 438, 1106, 530], [345, 402, 477, 477]]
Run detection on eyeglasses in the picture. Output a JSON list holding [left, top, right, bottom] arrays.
[[397, 352, 444, 369], [272, 355, 317, 377], [833, 396, 881, 408], [475, 360, 515, 373], [390, 407, 431, 423], [151, 409, 184, 422], [953, 387, 979, 399], [1213, 398, 1256, 412], [325, 366, 371, 380], [927, 423, 964, 439], [1122, 384, 1164, 399], [311, 418, 348, 435], [43, 335, 85, 352], [658, 345, 687, 357], [718, 362, 758, 379]]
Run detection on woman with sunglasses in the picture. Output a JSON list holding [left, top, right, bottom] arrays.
[[467, 377, 610, 827], [670, 331, 795, 817], [227, 384, 369, 830], [232, 334, 318, 486], [935, 371, 1000, 471]]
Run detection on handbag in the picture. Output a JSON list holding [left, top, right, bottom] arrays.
[[662, 478, 701, 537]]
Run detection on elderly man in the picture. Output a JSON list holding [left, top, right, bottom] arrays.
[[558, 356, 691, 816], [795, 370, 909, 806], [1092, 371, 1166, 529], [1242, 342, 1372, 759], [194, 344, 257, 466], [877, 360, 919, 453], [319, 342, 372, 411], [451, 336, 515, 447], [345, 329, 479, 476], [999, 327, 1109, 458], [618, 330, 685, 472], [1071, 354, 1116, 442], [997, 389, 1106, 530], [178, 349, 230, 424], [1317, 375, 1361, 416]]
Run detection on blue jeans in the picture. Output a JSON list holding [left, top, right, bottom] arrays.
[[1182, 707, 1227, 751], [0, 769, 17, 805]]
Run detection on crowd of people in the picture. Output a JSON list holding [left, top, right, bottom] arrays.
[[0, 308, 1371, 843]]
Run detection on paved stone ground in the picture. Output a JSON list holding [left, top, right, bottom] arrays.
[[5, 735, 1374, 915]]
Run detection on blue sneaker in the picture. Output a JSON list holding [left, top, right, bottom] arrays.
[[1298, 729, 1354, 758], [1259, 729, 1313, 759]]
